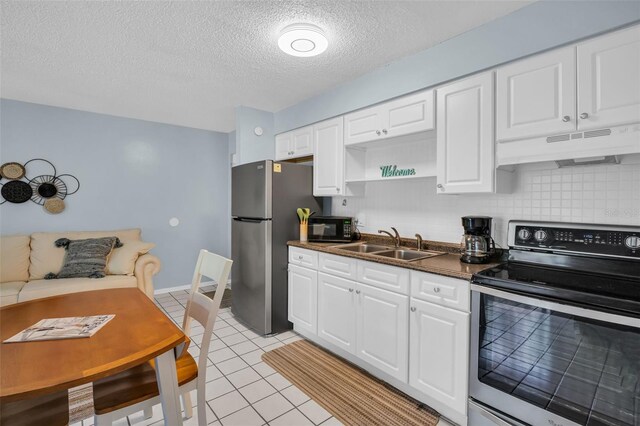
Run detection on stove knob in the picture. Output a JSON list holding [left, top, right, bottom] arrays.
[[518, 229, 532, 240], [625, 236, 640, 249], [534, 230, 548, 242]]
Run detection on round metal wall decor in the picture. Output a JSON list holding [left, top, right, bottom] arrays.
[[0, 162, 26, 180], [0, 158, 80, 212], [29, 175, 68, 205], [1, 180, 33, 203]]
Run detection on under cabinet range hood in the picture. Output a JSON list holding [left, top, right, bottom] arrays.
[[555, 155, 621, 168], [496, 123, 640, 167]]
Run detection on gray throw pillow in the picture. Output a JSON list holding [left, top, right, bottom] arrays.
[[45, 237, 123, 279]]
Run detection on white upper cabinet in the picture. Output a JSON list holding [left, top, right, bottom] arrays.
[[496, 24, 640, 143], [275, 132, 293, 160], [344, 90, 434, 146], [437, 72, 495, 194], [496, 47, 576, 141], [577, 25, 640, 131], [274, 126, 313, 161], [383, 90, 435, 139], [344, 106, 385, 145], [313, 117, 345, 196]]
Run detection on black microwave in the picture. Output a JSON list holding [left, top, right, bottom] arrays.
[[308, 216, 354, 243]]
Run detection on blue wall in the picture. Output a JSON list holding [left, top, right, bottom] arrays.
[[235, 106, 275, 165], [0, 99, 230, 290], [274, 1, 640, 133]]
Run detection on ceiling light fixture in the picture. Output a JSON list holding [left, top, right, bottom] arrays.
[[278, 23, 328, 57]]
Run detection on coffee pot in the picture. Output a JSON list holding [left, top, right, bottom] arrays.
[[460, 216, 495, 264]]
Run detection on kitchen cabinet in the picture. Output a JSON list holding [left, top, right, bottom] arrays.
[[409, 297, 469, 416], [275, 126, 313, 161], [288, 264, 317, 336], [356, 282, 408, 382], [496, 47, 576, 141], [496, 24, 640, 166], [317, 272, 357, 354], [289, 247, 471, 426], [577, 25, 640, 131], [344, 90, 434, 146], [436, 71, 496, 194], [313, 117, 346, 196]]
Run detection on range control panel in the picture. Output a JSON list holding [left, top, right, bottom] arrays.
[[509, 221, 640, 259]]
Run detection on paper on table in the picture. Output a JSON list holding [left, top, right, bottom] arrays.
[[3, 315, 115, 343]]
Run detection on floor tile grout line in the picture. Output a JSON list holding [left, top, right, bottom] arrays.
[[159, 291, 322, 426]]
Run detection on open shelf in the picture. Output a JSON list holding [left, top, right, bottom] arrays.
[[344, 132, 437, 185]]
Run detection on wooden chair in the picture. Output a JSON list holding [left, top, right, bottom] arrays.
[[92, 249, 232, 425], [0, 390, 69, 426]]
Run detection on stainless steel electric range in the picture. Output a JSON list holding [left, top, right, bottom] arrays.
[[469, 220, 640, 426]]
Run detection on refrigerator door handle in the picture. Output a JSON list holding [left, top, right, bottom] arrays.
[[233, 217, 267, 223]]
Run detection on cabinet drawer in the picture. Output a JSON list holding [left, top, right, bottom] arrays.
[[289, 247, 318, 269], [318, 253, 357, 279], [357, 260, 409, 294], [411, 271, 469, 312]]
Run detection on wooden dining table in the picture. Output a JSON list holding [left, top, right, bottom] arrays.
[[0, 288, 186, 425]]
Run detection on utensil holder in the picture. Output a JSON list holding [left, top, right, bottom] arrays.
[[299, 224, 308, 242]]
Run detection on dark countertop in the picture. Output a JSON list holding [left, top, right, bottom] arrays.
[[288, 234, 501, 281]]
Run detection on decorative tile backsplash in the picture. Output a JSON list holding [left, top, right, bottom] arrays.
[[332, 160, 640, 248]]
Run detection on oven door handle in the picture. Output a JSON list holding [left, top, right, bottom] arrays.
[[470, 284, 640, 328]]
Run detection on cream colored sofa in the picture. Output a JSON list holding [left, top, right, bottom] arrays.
[[0, 229, 160, 306]]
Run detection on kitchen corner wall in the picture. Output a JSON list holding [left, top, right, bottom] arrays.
[[235, 106, 274, 165], [332, 159, 640, 248], [0, 99, 230, 290]]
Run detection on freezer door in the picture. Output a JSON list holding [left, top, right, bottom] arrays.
[[231, 217, 272, 334], [231, 160, 272, 219]]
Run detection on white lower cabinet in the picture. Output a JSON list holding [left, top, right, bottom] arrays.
[[317, 272, 357, 354], [356, 282, 408, 382], [289, 248, 470, 425], [409, 297, 469, 415], [287, 264, 317, 336]]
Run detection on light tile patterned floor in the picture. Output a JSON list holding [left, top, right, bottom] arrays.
[[71, 287, 341, 426]]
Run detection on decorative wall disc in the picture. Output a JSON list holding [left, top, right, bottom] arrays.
[[1, 158, 79, 212], [1, 180, 33, 203], [44, 198, 65, 214], [29, 175, 67, 205], [0, 162, 26, 180]]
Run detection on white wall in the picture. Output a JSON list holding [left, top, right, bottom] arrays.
[[332, 159, 640, 248]]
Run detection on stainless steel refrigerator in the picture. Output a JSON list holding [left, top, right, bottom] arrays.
[[231, 160, 322, 335]]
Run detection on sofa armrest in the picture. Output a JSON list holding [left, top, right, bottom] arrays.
[[134, 254, 161, 299]]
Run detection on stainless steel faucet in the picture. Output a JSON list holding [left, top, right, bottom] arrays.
[[378, 227, 401, 248], [415, 233, 423, 251]]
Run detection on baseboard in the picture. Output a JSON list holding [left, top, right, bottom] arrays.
[[154, 279, 231, 295]]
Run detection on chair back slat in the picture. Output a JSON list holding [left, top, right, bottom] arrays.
[[182, 249, 232, 383]]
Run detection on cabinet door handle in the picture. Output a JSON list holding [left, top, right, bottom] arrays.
[[356, 290, 361, 294], [336, 187, 340, 193], [349, 288, 354, 292], [382, 129, 388, 134], [580, 112, 589, 119], [410, 307, 416, 312], [433, 287, 441, 293], [437, 184, 445, 192], [562, 115, 571, 122], [376, 130, 381, 136], [298, 255, 303, 260]]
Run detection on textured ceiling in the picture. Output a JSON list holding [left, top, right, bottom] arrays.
[[1, 1, 532, 133]]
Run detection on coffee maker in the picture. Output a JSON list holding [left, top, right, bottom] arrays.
[[460, 216, 495, 264]]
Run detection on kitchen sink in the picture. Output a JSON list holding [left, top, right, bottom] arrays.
[[335, 243, 391, 253], [373, 249, 445, 262]]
